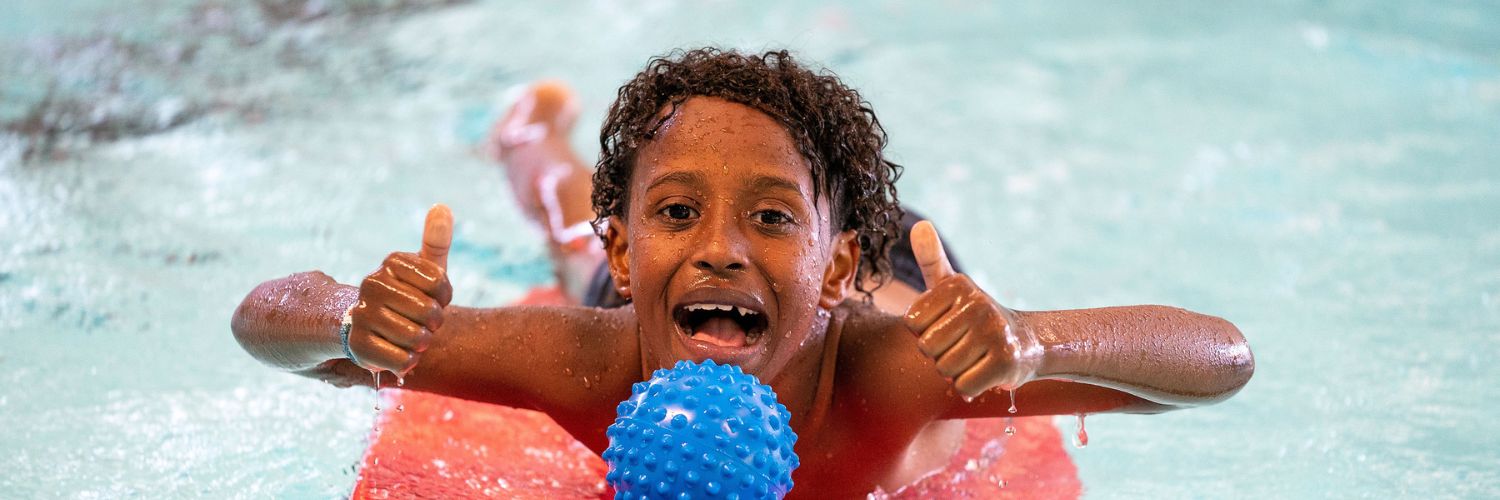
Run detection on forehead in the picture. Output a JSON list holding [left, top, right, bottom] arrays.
[[634, 97, 810, 183]]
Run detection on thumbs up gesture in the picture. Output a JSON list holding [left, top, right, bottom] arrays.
[[903, 221, 1042, 400], [348, 204, 455, 376]]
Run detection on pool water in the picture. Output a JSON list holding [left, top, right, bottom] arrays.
[[2, 0, 1497, 497]]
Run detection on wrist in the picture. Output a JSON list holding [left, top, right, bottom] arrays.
[[1021, 309, 1080, 380], [1005, 307, 1044, 386], [329, 287, 360, 361]]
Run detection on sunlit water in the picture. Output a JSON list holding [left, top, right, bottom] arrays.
[[2, 0, 1497, 497]]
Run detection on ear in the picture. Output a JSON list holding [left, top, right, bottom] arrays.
[[818, 230, 861, 309], [604, 217, 632, 299]]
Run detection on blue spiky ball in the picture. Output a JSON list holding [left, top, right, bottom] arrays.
[[603, 359, 799, 500]]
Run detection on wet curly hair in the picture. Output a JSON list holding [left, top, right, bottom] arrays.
[[591, 47, 905, 297]]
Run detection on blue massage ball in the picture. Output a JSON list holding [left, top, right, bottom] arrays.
[[603, 359, 800, 500]]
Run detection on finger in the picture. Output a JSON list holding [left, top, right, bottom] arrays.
[[903, 275, 967, 333], [910, 220, 955, 291], [349, 325, 414, 374], [954, 350, 1008, 399], [915, 304, 979, 358], [934, 330, 989, 378], [387, 254, 453, 307], [368, 306, 433, 352], [362, 273, 444, 330], [420, 204, 453, 270]]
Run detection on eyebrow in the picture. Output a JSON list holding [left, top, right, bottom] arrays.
[[645, 171, 705, 192], [645, 171, 804, 198], [749, 175, 805, 197]]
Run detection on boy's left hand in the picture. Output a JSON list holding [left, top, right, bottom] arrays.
[[903, 221, 1042, 400]]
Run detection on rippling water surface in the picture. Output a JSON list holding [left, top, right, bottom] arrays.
[[2, 0, 1496, 497]]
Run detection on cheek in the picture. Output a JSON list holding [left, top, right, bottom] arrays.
[[629, 233, 688, 289], [771, 238, 830, 305]]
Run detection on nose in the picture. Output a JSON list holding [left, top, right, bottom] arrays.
[[691, 213, 748, 275]]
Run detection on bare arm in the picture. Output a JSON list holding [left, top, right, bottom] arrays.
[[1027, 306, 1252, 405], [229, 205, 641, 449], [940, 305, 1252, 419], [229, 273, 639, 406], [880, 221, 1252, 420], [230, 271, 356, 373]]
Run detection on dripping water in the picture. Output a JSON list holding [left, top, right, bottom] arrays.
[[1074, 414, 1089, 448], [372, 370, 382, 411]]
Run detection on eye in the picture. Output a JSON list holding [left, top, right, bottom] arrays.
[[753, 209, 793, 226], [660, 204, 698, 221]]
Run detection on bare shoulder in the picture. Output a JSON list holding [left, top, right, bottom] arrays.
[[831, 300, 953, 424]]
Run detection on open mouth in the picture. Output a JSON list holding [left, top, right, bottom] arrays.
[[673, 302, 769, 348]]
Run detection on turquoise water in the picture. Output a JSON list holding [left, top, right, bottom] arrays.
[[2, 0, 1497, 497]]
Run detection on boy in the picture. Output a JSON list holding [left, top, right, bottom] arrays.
[[232, 48, 1253, 498]]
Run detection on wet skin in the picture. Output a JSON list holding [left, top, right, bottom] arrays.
[[604, 96, 859, 383], [232, 97, 1255, 498]]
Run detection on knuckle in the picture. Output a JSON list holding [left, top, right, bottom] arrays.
[[916, 338, 938, 357], [383, 252, 407, 266], [940, 274, 970, 292], [413, 329, 432, 352]]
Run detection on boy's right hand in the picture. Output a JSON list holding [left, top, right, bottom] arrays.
[[347, 204, 454, 375]]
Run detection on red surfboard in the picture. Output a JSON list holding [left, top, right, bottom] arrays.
[[351, 287, 1080, 499]]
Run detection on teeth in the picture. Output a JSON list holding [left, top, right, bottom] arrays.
[[684, 303, 757, 316]]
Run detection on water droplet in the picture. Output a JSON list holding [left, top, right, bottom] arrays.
[[396, 376, 405, 387], [996, 476, 1007, 489], [372, 370, 382, 411], [564, 367, 574, 376], [397, 404, 405, 412], [1074, 414, 1089, 448], [1007, 389, 1017, 414], [1004, 417, 1016, 436]]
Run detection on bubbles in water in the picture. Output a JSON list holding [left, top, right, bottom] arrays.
[[1074, 414, 1089, 448]]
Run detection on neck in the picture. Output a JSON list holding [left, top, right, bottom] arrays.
[[767, 309, 842, 435]]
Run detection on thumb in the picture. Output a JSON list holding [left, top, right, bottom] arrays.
[[910, 220, 955, 290], [420, 204, 453, 270]]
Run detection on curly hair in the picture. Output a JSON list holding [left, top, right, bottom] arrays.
[[591, 48, 905, 297]]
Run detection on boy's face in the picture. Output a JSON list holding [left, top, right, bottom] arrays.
[[605, 96, 859, 380]]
